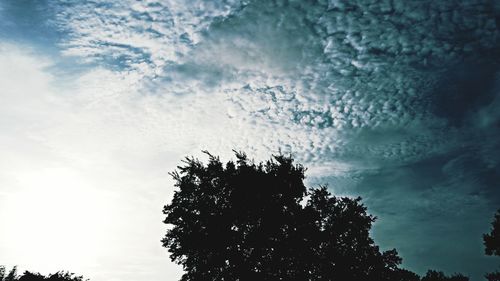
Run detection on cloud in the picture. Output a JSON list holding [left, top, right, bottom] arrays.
[[0, 43, 188, 281], [50, 0, 500, 171], [51, 0, 246, 75], [2, 0, 500, 280]]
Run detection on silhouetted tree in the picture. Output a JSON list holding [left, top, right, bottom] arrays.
[[162, 151, 415, 281], [486, 273, 500, 281], [3, 266, 17, 281], [421, 270, 469, 281], [393, 268, 420, 281], [17, 271, 85, 281], [484, 209, 500, 281], [485, 210, 500, 256], [0, 267, 85, 281]]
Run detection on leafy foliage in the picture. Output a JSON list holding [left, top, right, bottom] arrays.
[[17, 271, 85, 281], [1, 266, 17, 281], [421, 270, 469, 281], [484, 209, 500, 281], [162, 152, 414, 281], [484, 210, 500, 256], [393, 269, 421, 281], [0, 267, 85, 281], [485, 271, 500, 281]]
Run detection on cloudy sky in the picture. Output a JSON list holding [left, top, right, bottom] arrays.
[[0, 0, 499, 280]]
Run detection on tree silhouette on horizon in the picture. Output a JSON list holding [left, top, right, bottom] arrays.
[[421, 270, 469, 281], [161, 151, 421, 281], [484, 209, 500, 281], [0, 266, 85, 281]]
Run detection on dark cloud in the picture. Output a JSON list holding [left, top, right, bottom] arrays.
[[432, 61, 499, 127]]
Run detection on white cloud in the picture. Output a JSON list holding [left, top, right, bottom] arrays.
[[2, 0, 500, 280], [45, 2, 500, 215], [53, 0, 500, 168], [0, 44, 188, 281], [0, 40, 341, 281]]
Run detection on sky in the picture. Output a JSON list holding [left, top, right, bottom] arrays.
[[0, 0, 499, 280]]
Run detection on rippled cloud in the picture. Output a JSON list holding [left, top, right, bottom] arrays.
[[1, 0, 499, 280]]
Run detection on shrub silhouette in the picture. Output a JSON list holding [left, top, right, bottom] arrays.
[[421, 270, 469, 281], [161, 151, 417, 281], [484, 209, 500, 281], [0, 266, 17, 281], [0, 266, 85, 281]]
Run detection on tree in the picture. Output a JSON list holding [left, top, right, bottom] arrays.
[[421, 270, 469, 281], [17, 271, 85, 281], [484, 210, 500, 281], [484, 210, 500, 256], [161, 152, 414, 281], [0, 267, 85, 281], [486, 273, 500, 281], [393, 269, 420, 281], [3, 267, 17, 281]]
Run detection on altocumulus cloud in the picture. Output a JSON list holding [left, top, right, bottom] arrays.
[[53, 0, 500, 164], [0, 0, 499, 280]]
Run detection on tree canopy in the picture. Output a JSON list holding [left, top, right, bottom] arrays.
[[421, 270, 469, 281], [0, 266, 85, 281], [484, 209, 500, 281], [161, 152, 415, 281], [484, 210, 500, 256]]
